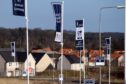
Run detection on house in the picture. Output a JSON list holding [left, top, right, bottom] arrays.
[[24, 52, 55, 76], [118, 54, 124, 67], [88, 50, 105, 66], [0, 51, 27, 77], [57, 55, 83, 71], [24, 53, 36, 76], [111, 52, 124, 67], [88, 59, 96, 67], [46, 51, 60, 69], [32, 53, 55, 72], [0, 51, 7, 76]]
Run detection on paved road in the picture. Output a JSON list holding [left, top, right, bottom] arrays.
[[24, 77, 123, 84]]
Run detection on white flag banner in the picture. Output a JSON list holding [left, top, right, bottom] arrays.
[[11, 42, 15, 57], [76, 27, 84, 40], [55, 32, 62, 42]]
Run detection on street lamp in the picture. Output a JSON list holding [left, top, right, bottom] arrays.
[[98, 5, 125, 84]]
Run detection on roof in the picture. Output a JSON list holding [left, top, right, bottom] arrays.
[[16, 51, 27, 62], [89, 50, 104, 57], [0, 51, 27, 62], [0, 51, 13, 62], [65, 55, 81, 63], [111, 53, 123, 59], [32, 52, 45, 64], [47, 53, 60, 59]]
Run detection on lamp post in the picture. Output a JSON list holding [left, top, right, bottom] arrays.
[[98, 5, 125, 84]]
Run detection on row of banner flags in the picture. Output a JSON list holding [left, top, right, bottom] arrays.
[[11, 0, 112, 59], [11, 1, 113, 83]]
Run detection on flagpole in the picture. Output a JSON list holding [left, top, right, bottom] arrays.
[[25, 0, 29, 84], [60, 1, 64, 84], [14, 41, 16, 63], [83, 19, 86, 83], [108, 37, 111, 84], [79, 50, 82, 84]]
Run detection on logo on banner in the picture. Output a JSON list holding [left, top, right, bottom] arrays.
[[12, 0, 25, 16], [76, 40, 83, 50], [76, 28, 84, 40], [55, 32, 62, 42], [56, 14, 61, 23], [76, 20, 83, 27]]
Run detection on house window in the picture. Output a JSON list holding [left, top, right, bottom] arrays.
[[9, 63, 12, 66], [29, 62, 31, 66]]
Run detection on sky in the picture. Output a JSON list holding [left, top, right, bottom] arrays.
[[0, 0, 125, 32]]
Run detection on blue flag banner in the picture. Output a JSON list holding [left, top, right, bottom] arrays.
[[11, 42, 15, 57], [52, 2, 63, 42], [12, 0, 25, 16], [105, 37, 111, 54], [105, 37, 111, 60], [105, 38, 111, 45], [75, 20, 84, 50]]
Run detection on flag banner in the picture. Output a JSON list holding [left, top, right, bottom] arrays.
[[105, 37, 111, 53], [52, 2, 62, 42], [11, 42, 15, 57], [12, 0, 25, 16], [75, 20, 84, 50], [105, 37, 111, 60], [105, 38, 111, 46]]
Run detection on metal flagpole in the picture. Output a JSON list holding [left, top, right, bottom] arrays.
[[125, 1, 126, 83], [83, 19, 86, 83], [124, 2, 126, 84], [14, 41, 16, 63], [108, 37, 111, 84], [99, 6, 125, 84], [25, 0, 29, 84], [60, 1, 64, 84], [79, 50, 82, 84], [99, 7, 102, 84]]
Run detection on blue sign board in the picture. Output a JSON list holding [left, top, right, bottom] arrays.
[[96, 56, 105, 66], [84, 79, 95, 84]]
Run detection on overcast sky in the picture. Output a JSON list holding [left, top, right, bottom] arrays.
[[0, 0, 124, 32]]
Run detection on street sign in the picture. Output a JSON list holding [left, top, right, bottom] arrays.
[[95, 56, 105, 66], [84, 79, 95, 84], [59, 74, 64, 81]]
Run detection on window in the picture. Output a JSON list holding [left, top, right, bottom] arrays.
[[9, 63, 12, 66]]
